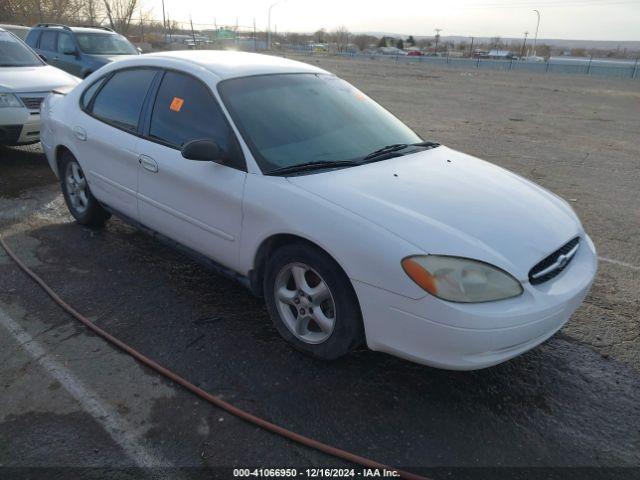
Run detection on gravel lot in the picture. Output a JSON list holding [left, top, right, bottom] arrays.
[[0, 57, 639, 479]]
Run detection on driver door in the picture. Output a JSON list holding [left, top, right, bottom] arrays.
[[137, 70, 247, 270]]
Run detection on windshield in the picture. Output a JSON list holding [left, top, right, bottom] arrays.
[[218, 74, 422, 173], [0, 31, 43, 67], [75, 33, 137, 55]]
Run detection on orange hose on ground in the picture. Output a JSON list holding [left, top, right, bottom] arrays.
[[0, 235, 429, 480]]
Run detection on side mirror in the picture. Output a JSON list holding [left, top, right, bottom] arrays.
[[137, 47, 143, 54], [38, 54, 47, 62], [63, 48, 78, 57], [181, 139, 225, 163]]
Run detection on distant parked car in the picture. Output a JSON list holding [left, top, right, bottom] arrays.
[[406, 50, 423, 56], [0, 27, 79, 146], [0, 24, 30, 40], [25, 24, 139, 78]]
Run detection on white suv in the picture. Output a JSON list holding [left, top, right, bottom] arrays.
[[0, 28, 78, 145]]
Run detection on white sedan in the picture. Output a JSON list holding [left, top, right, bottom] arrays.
[[0, 28, 79, 145], [40, 51, 597, 370]]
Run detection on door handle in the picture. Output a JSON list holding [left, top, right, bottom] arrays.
[[139, 155, 159, 173], [72, 126, 87, 141]]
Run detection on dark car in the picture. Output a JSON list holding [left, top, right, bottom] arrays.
[[25, 24, 139, 78]]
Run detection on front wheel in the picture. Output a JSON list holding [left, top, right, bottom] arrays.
[[264, 243, 364, 360], [60, 151, 111, 227]]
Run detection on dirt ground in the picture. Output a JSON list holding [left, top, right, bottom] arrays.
[[0, 56, 639, 479]]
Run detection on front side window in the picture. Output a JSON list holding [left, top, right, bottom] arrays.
[[91, 69, 156, 132], [76, 33, 137, 55], [217, 74, 421, 173], [0, 31, 43, 67], [38, 31, 57, 51], [149, 71, 235, 155]]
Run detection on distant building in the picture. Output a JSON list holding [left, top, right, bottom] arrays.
[[487, 49, 513, 59]]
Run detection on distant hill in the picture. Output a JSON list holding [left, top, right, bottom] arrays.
[[358, 32, 640, 51]]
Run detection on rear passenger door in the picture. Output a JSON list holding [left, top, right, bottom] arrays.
[[75, 67, 159, 221], [137, 70, 246, 269]]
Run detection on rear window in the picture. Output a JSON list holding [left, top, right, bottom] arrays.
[[90, 69, 156, 132]]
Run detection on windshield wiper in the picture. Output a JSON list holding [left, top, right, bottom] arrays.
[[361, 141, 440, 163], [266, 160, 361, 176]]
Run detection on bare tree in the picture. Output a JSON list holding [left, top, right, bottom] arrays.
[[83, 0, 105, 25], [332, 25, 349, 53], [103, 0, 139, 34], [313, 28, 326, 43], [352, 34, 376, 52]]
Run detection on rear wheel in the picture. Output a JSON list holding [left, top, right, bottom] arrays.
[[264, 243, 364, 360], [60, 151, 111, 227]]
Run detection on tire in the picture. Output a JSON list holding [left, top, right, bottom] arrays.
[[264, 242, 364, 360], [60, 151, 111, 227]]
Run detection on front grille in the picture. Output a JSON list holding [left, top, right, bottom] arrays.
[[19, 96, 45, 110], [0, 125, 23, 144], [529, 237, 580, 285]]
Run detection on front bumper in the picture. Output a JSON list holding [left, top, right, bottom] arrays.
[[354, 234, 598, 370], [0, 107, 41, 145]]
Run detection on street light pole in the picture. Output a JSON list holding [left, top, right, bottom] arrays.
[[267, 1, 284, 50], [434, 28, 442, 55], [532, 9, 540, 56]]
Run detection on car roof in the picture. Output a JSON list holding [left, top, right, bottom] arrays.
[[143, 50, 328, 80]]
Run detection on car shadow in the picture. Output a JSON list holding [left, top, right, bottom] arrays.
[[0, 144, 57, 198]]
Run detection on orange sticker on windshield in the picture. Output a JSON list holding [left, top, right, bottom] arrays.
[[170, 97, 184, 112]]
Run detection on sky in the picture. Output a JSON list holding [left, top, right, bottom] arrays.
[[154, 0, 640, 41]]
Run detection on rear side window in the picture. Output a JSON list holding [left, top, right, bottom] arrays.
[[149, 71, 233, 153], [38, 31, 57, 51], [90, 69, 156, 132], [25, 30, 40, 48]]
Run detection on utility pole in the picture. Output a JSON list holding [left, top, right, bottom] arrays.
[[161, 0, 167, 43], [434, 28, 442, 55], [469, 36, 474, 58], [190, 16, 196, 49], [520, 31, 528, 58], [532, 9, 540, 56], [267, 1, 284, 50], [253, 18, 257, 51]]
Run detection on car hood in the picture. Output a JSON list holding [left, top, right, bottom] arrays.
[[0, 65, 79, 93], [287, 146, 582, 280]]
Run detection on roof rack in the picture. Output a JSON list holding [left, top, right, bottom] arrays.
[[77, 25, 115, 32], [34, 23, 72, 31]]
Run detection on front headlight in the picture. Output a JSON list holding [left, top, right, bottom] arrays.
[[401, 255, 523, 303], [0, 93, 23, 108]]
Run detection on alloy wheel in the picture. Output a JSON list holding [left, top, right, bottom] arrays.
[[65, 161, 89, 215], [274, 262, 337, 344]]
